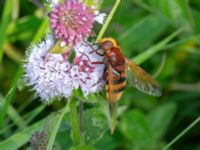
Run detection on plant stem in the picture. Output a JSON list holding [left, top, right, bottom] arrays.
[[96, 0, 121, 41], [153, 53, 167, 78], [162, 116, 200, 150], [70, 97, 81, 146]]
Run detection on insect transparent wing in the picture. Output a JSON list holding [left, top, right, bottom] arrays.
[[125, 58, 161, 97]]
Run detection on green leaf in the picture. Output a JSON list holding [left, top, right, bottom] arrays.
[[55, 131, 72, 149], [119, 109, 153, 149], [95, 132, 120, 150], [84, 108, 108, 145], [147, 102, 177, 140]]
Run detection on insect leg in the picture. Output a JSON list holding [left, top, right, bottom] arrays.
[[91, 61, 105, 65], [89, 50, 104, 56], [78, 51, 105, 66]]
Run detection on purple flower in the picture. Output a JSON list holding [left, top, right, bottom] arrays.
[[24, 34, 105, 101], [49, 0, 95, 46], [73, 41, 105, 96], [73, 56, 95, 73], [24, 35, 75, 101]]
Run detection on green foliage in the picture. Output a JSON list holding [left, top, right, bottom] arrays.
[[0, 116, 49, 149], [0, 0, 13, 62], [0, 0, 200, 150], [83, 108, 108, 145], [119, 103, 176, 150], [119, 14, 168, 54], [46, 102, 70, 150], [146, 0, 194, 30], [70, 145, 96, 150]]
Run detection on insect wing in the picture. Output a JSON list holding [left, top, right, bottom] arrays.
[[125, 58, 161, 96]]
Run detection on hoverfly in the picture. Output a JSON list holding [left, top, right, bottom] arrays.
[[96, 37, 161, 103]]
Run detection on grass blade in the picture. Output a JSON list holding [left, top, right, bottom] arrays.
[[46, 101, 70, 150], [32, 17, 49, 42], [0, 67, 23, 127], [96, 0, 121, 41], [133, 28, 183, 65], [8, 105, 27, 129], [0, 0, 12, 62], [25, 104, 47, 124], [162, 116, 200, 150], [0, 18, 49, 128], [0, 104, 46, 135], [0, 104, 70, 150], [0, 115, 54, 150]]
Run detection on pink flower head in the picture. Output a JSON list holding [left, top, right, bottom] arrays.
[[49, 0, 95, 46], [73, 55, 95, 73]]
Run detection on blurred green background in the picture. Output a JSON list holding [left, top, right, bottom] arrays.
[[0, 0, 200, 149]]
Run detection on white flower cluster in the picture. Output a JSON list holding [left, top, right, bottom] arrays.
[[24, 0, 107, 101], [74, 41, 105, 96], [24, 35, 105, 101]]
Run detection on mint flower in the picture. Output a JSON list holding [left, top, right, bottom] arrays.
[[24, 35, 105, 101], [49, 0, 106, 46], [24, 35, 74, 101], [73, 41, 105, 96]]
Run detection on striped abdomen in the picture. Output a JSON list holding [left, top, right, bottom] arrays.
[[106, 57, 126, 102]]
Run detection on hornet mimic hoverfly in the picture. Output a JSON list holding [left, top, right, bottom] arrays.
[[92, 37, 162, 103]]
